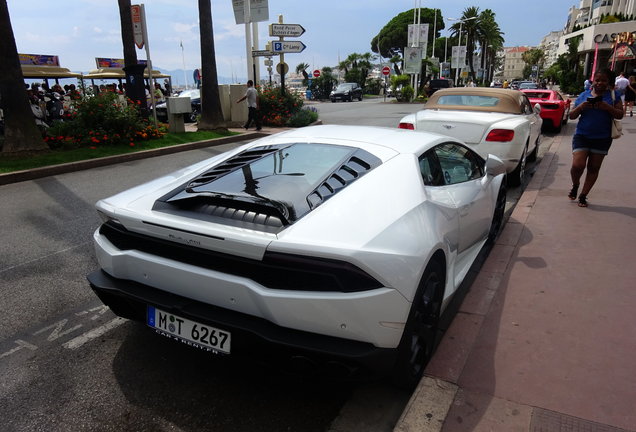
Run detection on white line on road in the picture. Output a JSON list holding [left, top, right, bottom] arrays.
[[0, 339, 38, 359], [62, 317, 127, 350]]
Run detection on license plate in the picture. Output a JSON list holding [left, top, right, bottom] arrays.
[[147, 306, 231, 354]]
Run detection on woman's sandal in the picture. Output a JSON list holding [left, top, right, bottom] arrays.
[[568, 184, 579, 200], [578, 194, 588, 207]]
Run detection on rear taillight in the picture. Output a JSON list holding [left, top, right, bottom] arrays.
[[399, 122, 415, 130], [485, 129, 514, 142]]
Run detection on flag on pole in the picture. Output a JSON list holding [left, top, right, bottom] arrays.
[[590, 42, 598, 80]]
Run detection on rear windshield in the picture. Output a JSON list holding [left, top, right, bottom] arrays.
[[436, 95, 500, 107], [524, 92, 551, 99]]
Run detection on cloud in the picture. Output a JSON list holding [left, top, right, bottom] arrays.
[[93, 27, 103, 34]]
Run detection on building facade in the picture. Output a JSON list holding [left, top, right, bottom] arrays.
[[566, 0, 636, 31], [500, 46, 531, 81], [540, 31, 564, 68]]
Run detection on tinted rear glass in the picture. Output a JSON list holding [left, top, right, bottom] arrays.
[[197, 143, 355, 198], [525, 92, 551, 99]]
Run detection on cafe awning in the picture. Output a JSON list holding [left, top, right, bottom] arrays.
[[83, 67, 170, 80], [21, 65, 82, 79]]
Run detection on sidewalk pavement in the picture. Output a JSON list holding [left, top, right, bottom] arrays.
[[395, 117, 636, 431]]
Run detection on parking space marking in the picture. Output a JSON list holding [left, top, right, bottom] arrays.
[[62, 317, 127, 350], [0, 339, 38, 359]]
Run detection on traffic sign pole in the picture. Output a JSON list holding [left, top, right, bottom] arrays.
[[278, 15, 285, 95]]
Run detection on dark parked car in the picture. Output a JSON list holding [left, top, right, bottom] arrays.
[[426, 79, 453, 96], [155, 89, 201, 123], [330, 83, 363, 102]]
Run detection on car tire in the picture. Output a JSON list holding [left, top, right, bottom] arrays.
[[509, 145, 527, 187], [487, 179, 507, 244], [392, 259, 445, 389], [562, 109, 569, 125], [358, 94, 363, 101], [186, 110, 199, 123]]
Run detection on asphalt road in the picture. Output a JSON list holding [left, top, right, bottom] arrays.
[[0, 98, 553, 431]]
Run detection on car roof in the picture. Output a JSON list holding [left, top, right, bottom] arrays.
[[255, 125, 458, 156], [424, 87, 523, 114]]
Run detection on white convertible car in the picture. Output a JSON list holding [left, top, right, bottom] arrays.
[[87, 125, 506, 387], [399, 87, 542, 186]]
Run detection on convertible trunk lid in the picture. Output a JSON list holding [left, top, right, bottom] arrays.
[[413, 110, 514, 144]]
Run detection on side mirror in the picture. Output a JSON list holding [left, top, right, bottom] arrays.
[[485, 154, 506, 177], [533, 103, 542, 114]]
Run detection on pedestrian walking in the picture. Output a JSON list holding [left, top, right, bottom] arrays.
[[615, 71, 629, 108], [624, 75, 636, 117], [236, 80, 261, 131], [568, 68, 624, 207]]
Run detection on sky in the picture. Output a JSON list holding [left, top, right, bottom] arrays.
[[8, 0, 576, 85]]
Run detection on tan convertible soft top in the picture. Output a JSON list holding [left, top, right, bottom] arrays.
[[425, 87, 524, 114]]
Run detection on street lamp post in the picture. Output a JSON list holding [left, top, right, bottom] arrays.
[[448, 16, 477, 86]]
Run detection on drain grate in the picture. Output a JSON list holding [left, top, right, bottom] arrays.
[[530, 408, 634, 432]]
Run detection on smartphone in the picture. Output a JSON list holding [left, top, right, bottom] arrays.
[[587, 96, 602, 103]]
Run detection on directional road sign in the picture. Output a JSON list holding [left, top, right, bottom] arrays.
[[271, 41, 306, 54], [252, 50, 274, 57], [269, 23, 306, 37]]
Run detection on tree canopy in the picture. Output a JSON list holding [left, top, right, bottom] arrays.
[[371, 8, 444, 65]]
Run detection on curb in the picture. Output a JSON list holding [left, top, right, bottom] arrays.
[[393, 135, 564, 432], [0, 132, 267, 186]]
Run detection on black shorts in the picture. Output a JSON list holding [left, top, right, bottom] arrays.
[[572, 134, 612, 155]]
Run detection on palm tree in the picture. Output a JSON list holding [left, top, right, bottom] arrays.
[[197, 0, 226, 131], [476, 9, 504, 84], [0, 0, 47, 153], [449, 6, 480, 82], [295, 62, 310, 85], [389, 55, 403, 75]]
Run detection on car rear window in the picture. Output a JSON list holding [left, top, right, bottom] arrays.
[[525, 92, 551, 99], [437, 95, 500, 107], [160, 143, 382, 227]]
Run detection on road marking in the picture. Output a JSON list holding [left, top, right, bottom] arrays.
[[33, 319, 83, 341], [0, 339, 38, 359], [62, 317, 127, 350]]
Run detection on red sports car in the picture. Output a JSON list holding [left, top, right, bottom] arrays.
[[521, 89, 571, 132]]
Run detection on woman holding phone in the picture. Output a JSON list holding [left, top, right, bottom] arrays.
[[568, 69, 624, 207]]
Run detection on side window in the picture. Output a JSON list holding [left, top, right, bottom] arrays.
[[521, 95, 533, 114], [433, 143, 485, 185], [418, 151, 444, 186]]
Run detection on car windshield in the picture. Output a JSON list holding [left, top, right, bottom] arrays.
[[436, 95, 500, 107], [519, 83, 537, 89], [335, 84, 353, 92]]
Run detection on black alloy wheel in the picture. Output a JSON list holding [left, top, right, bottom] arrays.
[[393, 260, 444, 389], [187, 109, 199, 123], [487, 180, 507, 244]]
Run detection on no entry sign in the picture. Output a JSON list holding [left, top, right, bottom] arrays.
[[313, 69, 320, 78], [382, 66, 391, 76]]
